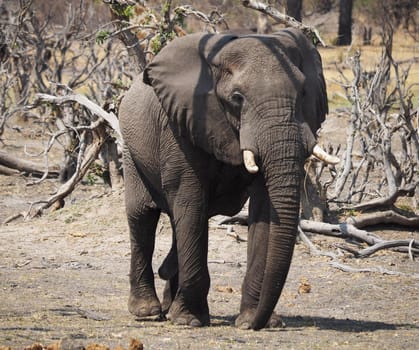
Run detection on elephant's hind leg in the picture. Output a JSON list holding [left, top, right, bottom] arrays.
[[158, 234, 179, 314], [124, 152, 161, 318], [127, 209, 161, 318]]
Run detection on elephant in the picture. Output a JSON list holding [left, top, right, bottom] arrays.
[[119, 28, 338, 330]]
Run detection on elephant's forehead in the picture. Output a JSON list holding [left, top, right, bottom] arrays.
[[219, 36, 298, 70]]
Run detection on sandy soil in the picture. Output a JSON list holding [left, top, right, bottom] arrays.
[[0, 173, 418, 349], [0, 111, 418, 349]]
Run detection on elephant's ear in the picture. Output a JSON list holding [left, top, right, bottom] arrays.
[[300, 35, 328, 136], [272, 28, 328, 135], [143, 33, 242, 165]]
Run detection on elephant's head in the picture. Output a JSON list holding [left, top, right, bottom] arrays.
[[143, 29, 336, 329]]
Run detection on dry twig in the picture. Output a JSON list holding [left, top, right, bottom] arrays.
[[242, 0, 326, 46], [299, 219, 419, 258], [346, 210, 419, 228], [26, 125, 107, 219], [31, 93, 121, 139]]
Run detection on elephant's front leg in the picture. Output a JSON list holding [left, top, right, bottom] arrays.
[[166, 186, 210, 327]]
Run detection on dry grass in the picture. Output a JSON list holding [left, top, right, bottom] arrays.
[[319, 32, 419, 110]]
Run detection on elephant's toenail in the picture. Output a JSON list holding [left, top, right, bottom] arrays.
[[189, 319, 202, 327], [237, 322, 250, 330], [150, 306, 161, 315]]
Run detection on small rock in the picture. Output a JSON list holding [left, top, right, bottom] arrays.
[[298, 277, 311, 294], [86, 344, 109, 350], [24, 345, 43, 350], [129, 338, 143, 350], [45, 342, 60, 350]]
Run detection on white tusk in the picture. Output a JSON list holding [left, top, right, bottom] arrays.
[[312, 145, 340, 165], [243, 150, 259, 174]]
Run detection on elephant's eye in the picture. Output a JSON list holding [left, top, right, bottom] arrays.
[[229, 91, 244, 118], [231, 91, 244, 106]]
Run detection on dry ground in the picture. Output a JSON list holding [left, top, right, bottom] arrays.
[[0, 183, 418, 349], [0, 117, 418, 349]]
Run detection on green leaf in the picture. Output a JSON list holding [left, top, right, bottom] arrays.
[[96, 30, 111, 45]]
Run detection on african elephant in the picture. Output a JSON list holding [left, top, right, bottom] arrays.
[[119, 28, 338, 330]]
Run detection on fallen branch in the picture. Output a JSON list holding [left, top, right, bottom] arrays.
[[220, 213, 419, 258], [329, 261, 419, 278], [297, 226, 339, 259], [299, 219, 419, 258], [0, 150, 60, 178], [242, 0, 326, 46], [299, 219, 380, 244], [226, 230, 247, 243], [298, 226, 418, 276], [342, 239, 419, 258], [346, 209, 419, 229], [343, 183, 417, 212], [3, 212, 25, 225], [27, 126, 107, 218], [0, 164, 20, 176]]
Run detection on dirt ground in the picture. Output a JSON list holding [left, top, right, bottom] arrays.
[[0, 114, 418, 349]]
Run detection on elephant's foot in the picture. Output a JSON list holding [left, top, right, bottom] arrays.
[[128, 293, 161, 318], [235, 309, 255, 329], [167, 298, 210, 327], [266, 312, 286, 328], [235, 309, 285, 330]]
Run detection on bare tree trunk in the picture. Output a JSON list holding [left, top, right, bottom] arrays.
[[105, 0, 147, 73], [336, 0, 353, 45], [99, 136, 123, 188], [301, 162, 327, 222], [362, 26, 372, 45], [286, 0, 302, 22], [257, 13, 272, 33], [316, 0, 333, 14]]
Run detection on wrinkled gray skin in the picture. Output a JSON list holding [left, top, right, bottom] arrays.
[[119, 28, 328, 330]]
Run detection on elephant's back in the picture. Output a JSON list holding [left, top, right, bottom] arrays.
[[119, 74, 162, 136], [119, 75, 166, 181]]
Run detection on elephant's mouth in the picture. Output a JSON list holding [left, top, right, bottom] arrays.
[[243, 144, 339, 174]]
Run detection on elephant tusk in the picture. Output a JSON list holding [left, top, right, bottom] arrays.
[[312, 145, 340, 165], [243, 150, 259, 174]]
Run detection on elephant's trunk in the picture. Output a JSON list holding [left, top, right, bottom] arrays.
[[250, 122, 303, 330]]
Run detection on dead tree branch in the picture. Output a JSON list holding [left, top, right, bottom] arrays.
[[329, 261, 419, 278], [2, 84, 123, 223], [326, 24, 418, 213], [27, 125, 107, 219], [299, 219, 419, 258], [346, 210, 419, 228], [103, 0, 147, 73], [298, 226, 339, 259], [220, 214, 418, 258], [31, 93, 121, 140], [0, 150, 60, 178], [298, 226, 418, 276], [242, 0, 326, 46]]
